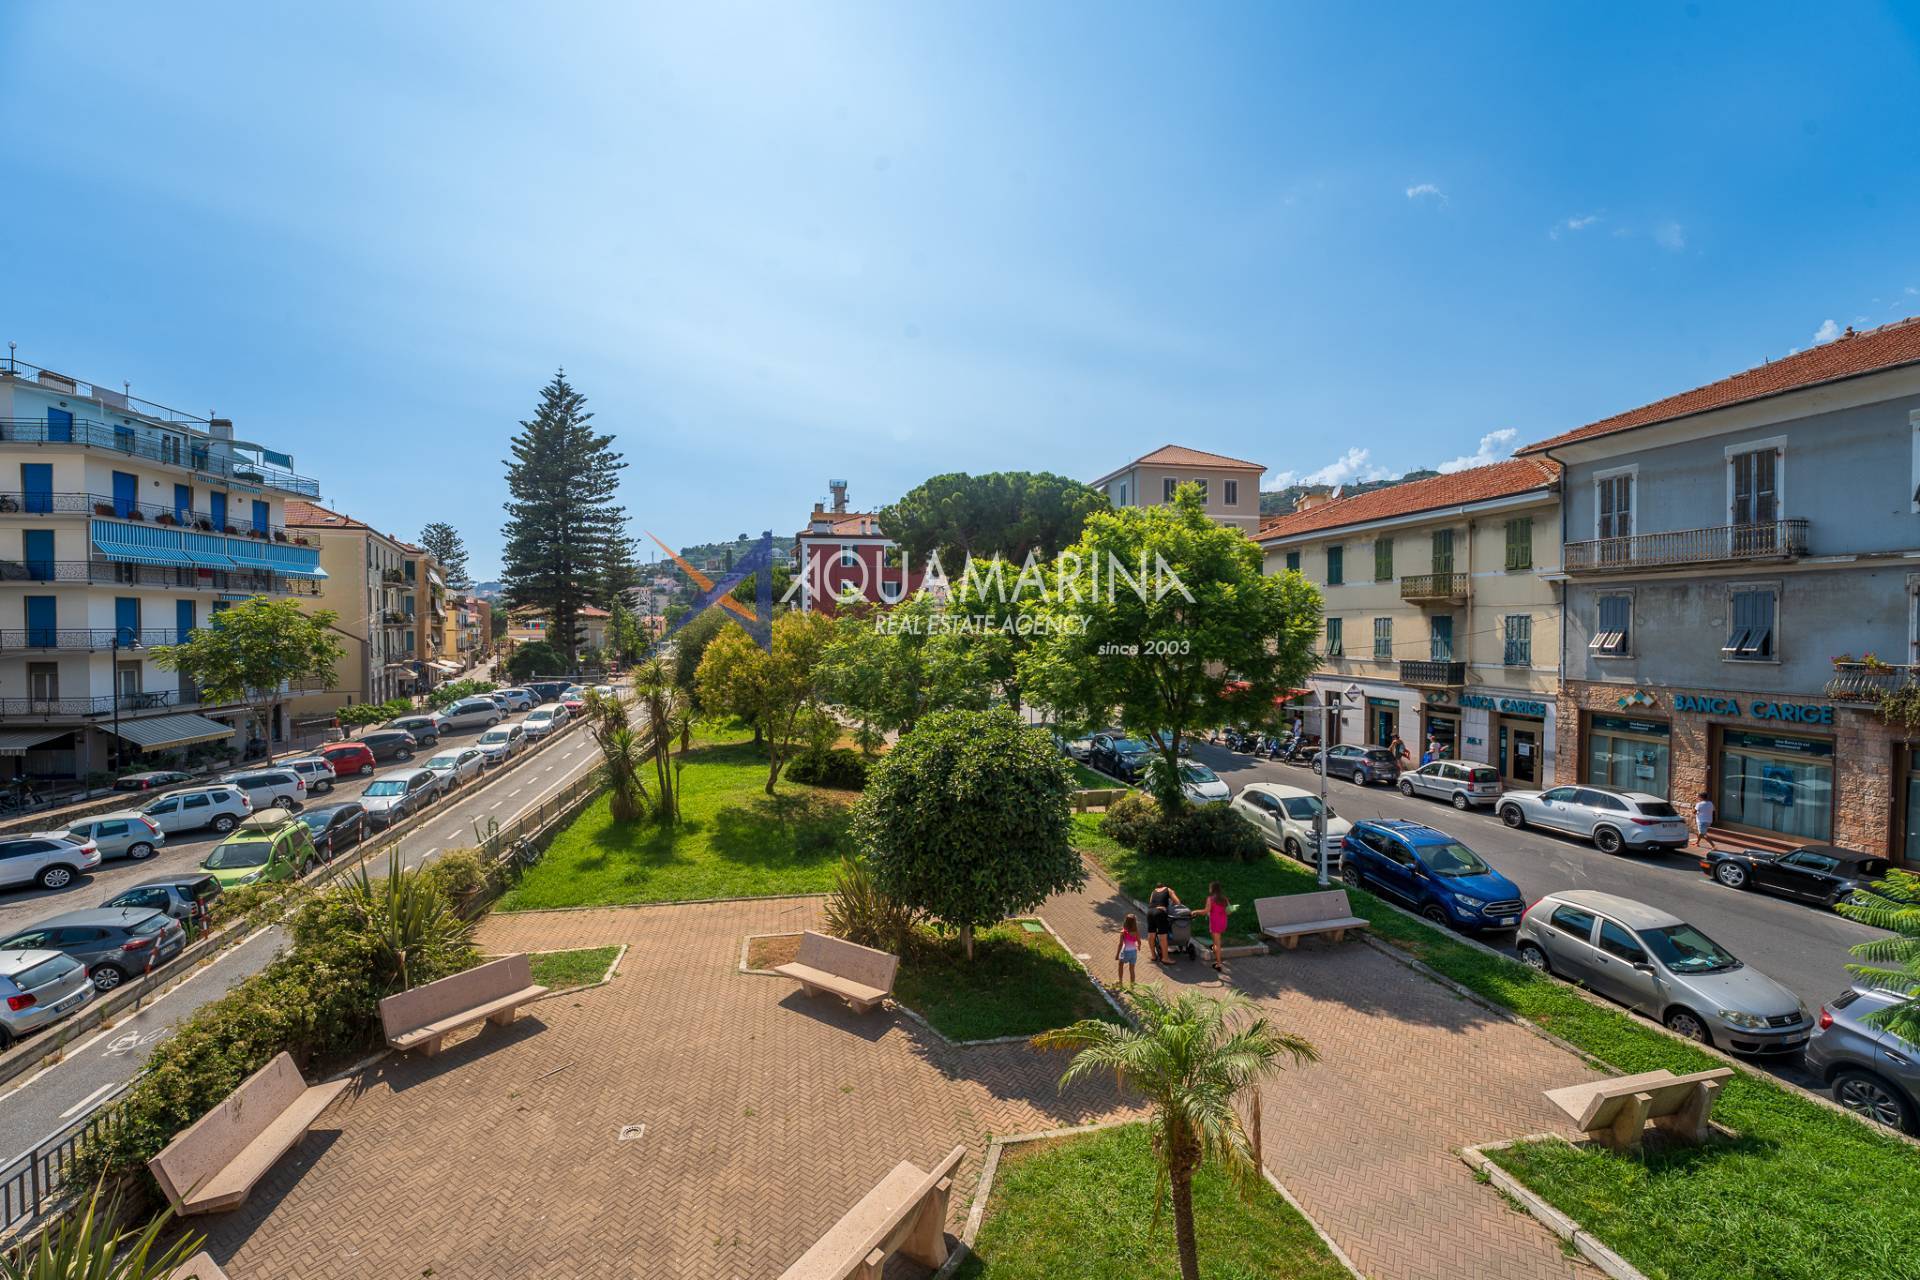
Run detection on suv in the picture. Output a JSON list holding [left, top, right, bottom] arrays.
[[321, 741, 377, 777], [0, 908, 187, 992], [357, 729, 420, 763], [68, 812, 166, 861], [112, 770, 191, 793], [439, 698, 503, 733], [1499, 786, 1689, 854], [139, 785, 251, 836], [1230, 783, 1350, 864], [220, 768, 307, 812], [527, 681, 566, 703], [359, 767, 440, 828], [1399, 760, 1502, 810], [1340, 820, 1523, 932], [0, 949, 95, 1047], [387, 714, 445, 747], [0, 832, 102, 891], [495, 688, 535, 712], [199, 811, 320, 889], [281, 757, 337, 796], [103, 873, 223, 929], [1313, 744, 1401, 786], [1807, 986, 1918, 1133]]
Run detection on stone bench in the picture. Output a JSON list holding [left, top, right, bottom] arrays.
[[378, 953, 548, 1057], [773, 931, 899, 1014], [1071, 788, 1128, 812], [1544, 1067, 1734, 1151], [1254, 890, 1369, 949], [148, 1052, 349, 1215], [777, 1145, 965, 1280], [171, 1254, 231, 1280]]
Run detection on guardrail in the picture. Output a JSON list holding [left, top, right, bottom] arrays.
[[0, 492, 302, 542], [0, 1086, 125, 1237], [0, 419, 318, 499], [1826, 663, 1917, 703], [1399, 659, 1465, 687], [0, 628, 182, 652], [1398, 571, 1468, 602]]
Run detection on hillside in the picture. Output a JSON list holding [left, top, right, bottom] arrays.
[[1259, 469, 1440, 517]]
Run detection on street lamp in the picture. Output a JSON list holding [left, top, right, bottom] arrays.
[[1310, 684, 1361, 888], [110, 630, 141, 772]]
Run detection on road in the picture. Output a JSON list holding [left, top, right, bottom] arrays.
[[0, 695, 617, 1167]]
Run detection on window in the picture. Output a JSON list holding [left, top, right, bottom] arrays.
[[1374, 537, 1393, 582], [1730, 446, 1779, 525], [1548, 904, 1597, 939], [839, 545, 859, 568], [1325, 544, 1344, 585], [1430, 528, 1454, 575], [1223, 479, 1238, 506], [1503, 615, 1532, 667], [1163, 477, 1177, 502], [27, 663, 58, 702], [1325, 617, 1344, 657], [1591, 594, 1631, 656], [1505, 517, 1533, 570], [1723, 588, 1777, 660], [879, 580, 903, 602], [1597, 472, 1633, 539], [1718, 729, 1833, 842], [1194, 479, 1209, 504], [1429, 615, 1454, 661], [1285, 551, 1300, 573], [1116, 480, 1128, 506], [1373, 617, 1393, 660], [1596, 919, 1647, 964]]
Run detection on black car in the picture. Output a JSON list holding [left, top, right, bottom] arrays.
[[102, 873, 223, 928], [1701, 844, 1890, 908], [357, 729, 419, 763], [527, 681, 567, 703], [0, 908, 187, 992], [1087, 733, 1153, 781], [1312, 744, 1402, 786], [386, 715, 442, 747], [112, 770, 192, 793], [295, 802, 368, 860]]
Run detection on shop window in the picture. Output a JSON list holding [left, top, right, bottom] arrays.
[[1503, 615, 1532, 667], [1373, 616, 1392, 660], [1505, 517, 1533, 570], [1718, 729, 1833, 841], [1591, 594, 1630, 656], [1723, 588, 1777, 661], [1374, 537, 1393, 582], [1586, 714, 1670, 796], [1325, 617, 1343, 657], [1326, 545, 1344, 586]]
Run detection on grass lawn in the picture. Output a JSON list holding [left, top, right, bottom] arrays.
[[527, 945, 620, 989], [956, 1123, 1348, 1280], [497, 729, 852, 909], [1073, 815, 1920, 1280], [1070, 761, 1122, 789]]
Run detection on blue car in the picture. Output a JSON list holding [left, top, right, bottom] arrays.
[[1339, 819, 1525, 932]]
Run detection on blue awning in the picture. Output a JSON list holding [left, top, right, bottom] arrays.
[[179, 548, 239, 569], [91, 538, 195, 568], [276, 565, 329, 580]]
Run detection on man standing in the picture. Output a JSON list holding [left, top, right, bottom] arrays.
[[1693, 791, 1717, 850]]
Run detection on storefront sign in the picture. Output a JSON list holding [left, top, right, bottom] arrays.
[[1723, 729, 1834, 758], [1462, 694, 1549, 717], [1672, 694, 1835, 725], [1592, 714, 1668, 737]]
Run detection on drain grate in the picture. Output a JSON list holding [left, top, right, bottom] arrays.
[[618, 1123, 646, 1143]]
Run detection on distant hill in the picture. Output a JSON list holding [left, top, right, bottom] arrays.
[[1259, 469, 1440, 517], [470, 580, 505, 599]]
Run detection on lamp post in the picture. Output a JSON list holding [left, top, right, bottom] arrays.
[[110, 631, 141, 773], [1311, 684, 1361, 888]]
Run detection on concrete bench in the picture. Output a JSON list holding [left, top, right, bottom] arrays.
[[1255, 890, 1369, 949], [147, 1052, 349, 1215], [1071, 788, 1128, 812], [378, 953, 548, 1057], [1544, 1067, 1734, 1151], [773, 931, 899, 1014], [171, 1254, 231, 1280], [778, 1145, 965, 1280]]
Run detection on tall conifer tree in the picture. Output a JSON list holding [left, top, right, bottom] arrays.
[[418, 522, 471, 589]]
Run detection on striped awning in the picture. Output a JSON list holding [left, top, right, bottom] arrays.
[[0, 728, 73, 756], [91, 534, 195, 569], [103, 713, 235, 751], [179, 548, 239, 569]]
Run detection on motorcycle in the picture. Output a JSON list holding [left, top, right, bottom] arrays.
[[1284, 733, 1322, 763]]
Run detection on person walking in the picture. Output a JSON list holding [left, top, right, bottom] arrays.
[[1205, 881, 1230, 973], [1389, 734, 1409, 767], [1115, 912, 1141, 986], [1147, 882, 1181, 963], [1693, 791, 1717, 850]]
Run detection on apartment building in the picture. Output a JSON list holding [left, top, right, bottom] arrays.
[[284, 501, 417, 717], [1258, 459, 1563, 789], [1521, 317, 1920, 861], [794, 480, 925, 614], [1092, 445, 1266, 532], [508, 605, 609, 654], [0, 358, 326, 780]]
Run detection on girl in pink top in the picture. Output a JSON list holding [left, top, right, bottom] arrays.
[[1115, 912, 1140, 986], [1206, 882, 1230, 971]]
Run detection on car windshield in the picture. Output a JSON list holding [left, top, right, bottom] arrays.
[[296, 811, 329, 830], [480, 731, 509, 744], [1114, 740, 1149, 754], [1179, 764, 1219, 784], [203, 841, 270, 869], [1635, 801, 1681, 818], [530, 710, 553, 719], [425, 756, 462, 769], [1280, 796, 1327, 820], [363, 781, 407, 797], [1420, 842, 1491, 878], [1641, 924, 1740, 974]]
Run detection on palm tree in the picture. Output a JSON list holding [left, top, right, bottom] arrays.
[[1, 1185, 202, 1280], [1839, 867, 1920, 1045], [1034, 987, 1317, 1280], [337, 860, 477, 993]]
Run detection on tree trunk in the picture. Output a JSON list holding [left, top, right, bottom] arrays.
[[1170, 1160, 1201, 1280], [960, 922, 974, 961], [765, 747, 780, 796]]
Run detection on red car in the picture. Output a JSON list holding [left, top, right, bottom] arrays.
[[320, 742, 377, 777], [561, 696, 586, 715]]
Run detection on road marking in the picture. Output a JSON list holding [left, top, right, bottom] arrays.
[[507, 787, 523, 798], [58, 1081, 119, 1120]]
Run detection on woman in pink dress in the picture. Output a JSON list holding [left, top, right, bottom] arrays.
[[1205, 881, 1230, 972]]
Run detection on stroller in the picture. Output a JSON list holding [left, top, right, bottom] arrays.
[[1163, 904, 1198, 960]]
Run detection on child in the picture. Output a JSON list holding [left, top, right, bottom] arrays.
[[1205, 882, 1230, 972], [1115, 912, 1141, 986], [1693, 791, 1716, 850]]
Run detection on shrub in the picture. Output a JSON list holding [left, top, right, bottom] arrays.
[[1138, 803, 1267, 863], [1099, 791, 1161, 847], [426, 678, 498, 711], [823, 856, 919, 952], [421, 847, 494, 905], [785, 747, 870, 790]]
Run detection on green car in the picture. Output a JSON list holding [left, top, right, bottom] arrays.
[[198, 812, 320, 889]]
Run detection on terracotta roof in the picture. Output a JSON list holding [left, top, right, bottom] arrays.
[[1093, 444, 1266, 486], [1521, 316, 1920, 455], [798, 513, 887, 537], [1256, 458, 1559, 542], [284, 499, 368, 530]]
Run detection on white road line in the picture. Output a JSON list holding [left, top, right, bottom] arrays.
[[507, 787, 523, 798], [58, 1081, 119, 1120]]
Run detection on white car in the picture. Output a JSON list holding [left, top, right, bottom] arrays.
[[475, 723, 527, 763], [1229, 783, 1352, 865], [423, 747, 486, 787], [281, 756, 337, 796], [0, 832, 102, 891], [140, 785, 252, 836], [495, 687, 536, 712], [592, 684, 615, 699], [219, 768, 308, 812], [1498, 786, 1690, 855], [522, 705, 568, 739], [1177, 762, 1230, 805]]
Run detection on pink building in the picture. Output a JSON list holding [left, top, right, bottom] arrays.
[[793, 480, 926, 614]]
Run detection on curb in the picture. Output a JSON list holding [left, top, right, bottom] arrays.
[[1459, 1137, 1648, 1280], [495, 891, 830, 917]]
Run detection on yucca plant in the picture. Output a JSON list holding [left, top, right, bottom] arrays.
[[1838, 867, 1920, 1045], [0, 1185, 202, 1280], [1034, 987, 1317, 1280], [823, 856, 919, 952], [339, 860, 477, 994]]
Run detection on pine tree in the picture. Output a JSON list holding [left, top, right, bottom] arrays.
[[598, 526, 643, 609], [500, 371, 627, 666], [418, 522, 471, 590]]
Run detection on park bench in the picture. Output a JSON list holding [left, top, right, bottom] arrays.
[[777, 1145, 965, 1280], [773, 931, 899, 1014], [1071, 788, 1128, 812], [171, 1254, 230, 1279], [147, 1052, 349, 1215], [1544, 1067, 1734, 1151], [1254, 890, 1369, 949], [378, 953, 548, 1057]]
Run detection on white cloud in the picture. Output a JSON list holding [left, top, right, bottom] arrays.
[[1436, 428, 1519, 474], [1653, 221, 1686, 251], [1550, 213, 1602, 239], [1269, 448, 1396, 490], [1404, 182, 1447, 205], [1811, 318, 1841, 345]]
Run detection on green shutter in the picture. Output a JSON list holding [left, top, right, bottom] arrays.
[[1505, 517, 1533, 571], [1326, 617, 1343, 656], [1374, 537, 1393, 582]]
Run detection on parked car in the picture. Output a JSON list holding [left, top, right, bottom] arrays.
[[1312, 744, 1401, 786], [1087, 734, 1153, 781], [0, 908, 187, 992], [1700, 844, 1890, 908], [424, 746, 486, 787], [1144, 730, 1191, 758], [321, 741, 378, 777], [102, 873, 223, 929], [1517, 889, 1809, 1053], [67, 812, 165, 862], [111, 770, 192, 793], [0, 832, 102, 891], [495, 687, 535, 712], [359, 767, 441, 828], [527, 681, 566, 703], [281, 756, 337, 796], [387, 714, 445, 747], [357, 729, 420, 763], [199, 811, 320, 888], [1230, 783, 1351, 864], [1051, 731, 1094, 762], [561, 692, 587, 714], [1398, 760, 1502, 810], [219, 768, 307, 812], [439, 698, 504, 733], [592, 684, 615, 699], [1173, 762, 1229, 805], [294, 802, 368, 860], [1498, 786, 1688, 854], [522, 705, 568, 739], [1340, 819, 1522, 932], [475, 723, 527, 764], [139, 784, 251, 836], [1807, 985, 1918, 1133], [0, 948, 95, 1047]]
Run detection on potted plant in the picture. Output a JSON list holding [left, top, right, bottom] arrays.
[[93, 501, 116, 517], [1862, 653, 1893, 672], [156, 512, 176, 526], [1832, 654, 1861, 670]]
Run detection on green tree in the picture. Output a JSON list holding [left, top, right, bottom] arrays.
[[418, 521, 471, 590], [599, 527, 643, 609], [1838, 867, 1920, 1045], [816, 595, 988, 743], [728, 562, 794, 610], [583, 689, 650, 821], [877, 471, 1109, 567], [606, 597, 644, 664], [1035, 988, 1318, 1280], [336, 858, 478, 993], [695, 612, 832, 795], [500, 371, 627, 666], [150, 599, 344, 753], [628, 658, 684, 823], [672, 607, 730, 697], [1021, 485, 1322, 809], [852, 708, 1083, 959], [505, 639, 563, 683]]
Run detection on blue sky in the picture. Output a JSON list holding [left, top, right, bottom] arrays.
[[3, 2, 1916, 577]]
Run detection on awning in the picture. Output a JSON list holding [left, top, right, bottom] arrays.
[[104, 713, 235, 752], [276, 565, 328, 580], [91, 539, 196, 568], [226, 547, 281, 573], [430, 661, 461, 674], [0, 728, 74, 756], [179, 548, 239, 569]]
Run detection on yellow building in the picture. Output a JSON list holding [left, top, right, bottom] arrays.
[[1091, 444, 1267, 532], [285, 502, 421, 721]]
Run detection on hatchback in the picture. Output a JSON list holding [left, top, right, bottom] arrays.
[[0, 908, 187, 992], [439, 698, 504, 733], [220, 768, 307, 812], [321, 741, 378, 776], [102, 873, 223, 929], [1517, 890, 1809, 1053], [387, 714, 445, 747], [357, 729, 420, 763], [199, 812, 320, 888], [140, 785, 251, 836], [359, 768, 440, 828], [1313, 744, 1401, 786], [1806, 986, 1918, 1133], [1087, 734, 1153, 781], [68, 811, 166, 861], [0, 949, 95, 1048], [1499, 786, 1688, 854], [295, 802, 368, 860], [1340, 820, 1522, 932], [494, 688, 536, 712], [475, 723, 526, 763], [0, 832, 103, 891], [281, 757, 336, 796], [522, 705, 568, 738], [1399, 760, 1502, 810], [424, 747, 486, 787], [1230, 783, 1350, 864], [111, 770, 192, 793]]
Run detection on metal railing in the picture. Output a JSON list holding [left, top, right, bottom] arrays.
[[1399, 659, 1466, 686], [0, 418, 318, 498], [0, 628, 182, 652], [0, 1084, 124, 1237], [1826, 663, 1919, 703], [0, 560, 299, 594], [0, 689, 238, 717], [0, 492, 304, 542], [1564, 518, 1809, 573], [1399, 572, 1469, 602]]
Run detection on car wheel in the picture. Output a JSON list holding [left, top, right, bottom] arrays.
[[1713, 862, 1748, 889], [212, 814, 237, 833], [1340, 863, 1363, 889], [127, 841, 155, 860], [1594, 826, 1624, 855], [1419, 903, 1450, 928], [1516, 941, 1550, 973], [1832, 1070, 1917, 1133], [1283, 837, 1303, 861], [1664, 1008, 1712, 1045], [37, 864, 76, 890], [0, 1024, 12, 1050], [1451, 792, 1471, 811], [89, 964, 128, 993], [1500, 805, 1526, 830], [359, 763, 375, 776], [1312, 760, 1325, 775], [276, 796, 297, 810], [1398, 779, 1415, 797], [1354, 769, 1371, 786], [397, 750, 413, 761]]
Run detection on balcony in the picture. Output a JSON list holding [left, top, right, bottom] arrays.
[[0, 417, 319, 497], [0, 685, 278, 719], [0, 491, 307, 543], [0, 628, 182, 652], [1399, 572, 1469, 604], [0, 560, 307, 595], [1564, 519, 1808, 574], [1826, 663, 1919, 703], [1400, 659, 1465, 687]]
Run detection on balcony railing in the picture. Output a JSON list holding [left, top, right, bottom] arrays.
[[0, 685, 275, 718], [1826, 663, 1919, 703], [0, 560, 303, 594], [1400, 659, 1466, 687], [1399, 572, 1469, 603], [0, 492, 306, 543], [1564, 519, 1809, 573], [0, 628, 183, 652], [0, 418, 319, 498]]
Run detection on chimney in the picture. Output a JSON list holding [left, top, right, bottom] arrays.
[[829, 479, 849, 513], [208, 417, 234, 440]]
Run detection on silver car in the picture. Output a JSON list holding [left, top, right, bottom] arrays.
[[1805, 986, 1917, 1133], [1498, 786, 1689, 854], [67, 812, 167, 861], [1517, 890, 1809, 1054], [495, 687, 536, 712], [1398, 760, 1503, 811], [439, 697, 504, 733], [422, 746, 486, 787], [0, 949, 95, 1049], [475, 723, 527, 763], [358, 767, 441, 828], [140, 784, 251, 836]]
